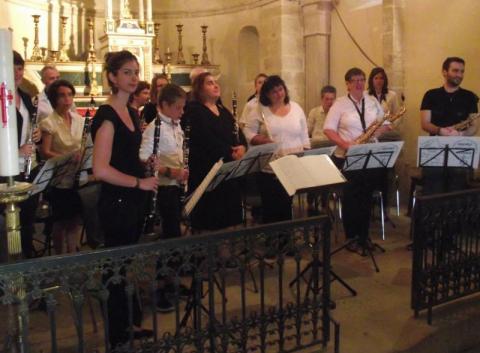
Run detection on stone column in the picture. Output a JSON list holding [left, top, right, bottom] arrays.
[[300, 0, 333, 114]]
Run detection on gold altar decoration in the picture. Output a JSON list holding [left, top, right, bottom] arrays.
[[153, 23, 162, 64], [176, 24, 186, 65], [192, 53, 200, 65], [48, 50, 59, 63], [201, 25, 210, 65], [30, 15, 43, 62], [58, 16, 70, 62]]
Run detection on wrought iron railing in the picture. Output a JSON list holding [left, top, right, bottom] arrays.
[[411, 188, 480, 324], [0, 216, 339, 353]]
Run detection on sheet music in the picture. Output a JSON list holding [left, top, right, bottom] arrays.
[[183, 158, 224, 216], [344, 141, 404, 171], [417, 136, 480, 168], [303, 146, 335, 157], [221, 143, 278, 180], [30, 153, 73, 194]]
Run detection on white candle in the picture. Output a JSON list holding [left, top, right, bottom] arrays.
[[138, 0, 144, 22], [146, 0, 152, 21], [106, 0, 113, 19], [0, 29, 19, 177]]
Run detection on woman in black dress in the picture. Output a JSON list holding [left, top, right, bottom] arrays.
[[91, 50, 158, 348], [185, 72, 246, 231]]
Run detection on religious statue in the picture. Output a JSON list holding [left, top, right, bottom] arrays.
[[121, 0, 133, 19]]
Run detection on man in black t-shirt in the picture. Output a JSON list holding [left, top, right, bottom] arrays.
[[420, 57, 479, 194]]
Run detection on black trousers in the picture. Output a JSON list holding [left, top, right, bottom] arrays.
[[99, 190, 145, 348], [332, 156, 383, 244], [257, 172, 292, 224], [421, 167, 470, 195], [157, 186, 182, 238]]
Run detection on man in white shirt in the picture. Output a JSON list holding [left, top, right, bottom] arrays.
[[37, 65, 60, 121]]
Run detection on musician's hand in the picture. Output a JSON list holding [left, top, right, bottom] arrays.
[[339, 141, 354, 151], [182, 169, 189, 183], [72, 151, 82, 163], [32, 128, 42, 143], [19, 143, 33, 157], [231, 145, 246, 160], [439, 127, 460, 136], [139, 176, 158, 191], [151, 156, 164, 172]]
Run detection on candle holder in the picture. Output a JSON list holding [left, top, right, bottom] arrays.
[[153, 23, 162, 64], [176, 24, 186, 65], [40, 47, 47, 61], [48, 50, 59, 62], [200, 25, 210, 65], [87, 18, 96, 62], [164, 50, 173, 83], [58, 16, 70, 62], [30, 15, 43, 62], [192, 53, 200, 65], [21, 38, 28, 61]]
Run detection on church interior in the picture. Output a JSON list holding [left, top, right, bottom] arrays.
[[1, 0, 480, 352]]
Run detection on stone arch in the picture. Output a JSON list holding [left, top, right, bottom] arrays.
[[238, 26, 260, 87]]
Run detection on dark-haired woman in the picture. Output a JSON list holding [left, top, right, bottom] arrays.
[[367, 67, 400, 116], [91, 50, 158, 348], [184, 72, 246, 231], [39, 79, 84, 254], [244, 75, 310, 223], [141, 73, 169, 125]]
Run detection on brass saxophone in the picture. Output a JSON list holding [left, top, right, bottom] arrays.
[[143, 113, 161, 235], [24, 96, 39, 180], [354, 106, 406, 144], [452, 112, 480, 131]]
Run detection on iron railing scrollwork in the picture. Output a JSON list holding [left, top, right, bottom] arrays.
[[411, 188, 480, 324], [0, 216, 339, 353]]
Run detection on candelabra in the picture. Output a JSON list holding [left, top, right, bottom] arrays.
[[30, 15, 43, 62], [40, 47, 47, 61], [153, 23, 162, 63], [21, 38, 28, 61], [165, 49, 173, 82], [87, 18, 96, 62], [48, 50, 59, 63], [176, 24, 186, 64], [58, 16, 70, 62], [201, 25, 210, 65], [192, 53, 200, 65]]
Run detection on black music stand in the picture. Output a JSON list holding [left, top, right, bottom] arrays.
[[333, 142, 403, 272], [418, 136, 479, 194]]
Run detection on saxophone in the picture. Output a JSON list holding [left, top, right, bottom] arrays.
[[24, 96, 39, 180], [452, 112, 480, 131], [143, 113, 161, 235], [354, 106, 406, 144]]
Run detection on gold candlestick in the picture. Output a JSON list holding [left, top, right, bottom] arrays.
[[192, 53, 200, 65], [48, 50, 59, 62], [176, 24, 186, 65], [58, 16, 70, 62], [87, 18, 96, 62], [21, 38, 28, 61], [40, 47, 47, 61], [201, 25, 210, 65], [153, 23, 162, 64], [164, 50, 173, 82], [30, 15, 43, 62]]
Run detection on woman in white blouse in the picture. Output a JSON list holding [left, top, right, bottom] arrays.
[[244, 75, 310, 223], [40, 79, 84, 254]]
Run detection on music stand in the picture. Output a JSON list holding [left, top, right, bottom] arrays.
[[417, 136, 480, 193], [334, 141, 404, 272]]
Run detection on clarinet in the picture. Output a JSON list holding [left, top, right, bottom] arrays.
[[24, 96, 39, 180], [143, 113, 161, 235], [232, 91, 240, 144], [180, 123, 190, 203]]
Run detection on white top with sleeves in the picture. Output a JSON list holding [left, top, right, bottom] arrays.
[[139, 111, 184, 186], [307, 105, 328, 143], [243, 100, 310, 172], [323, 92, 385, 157], [368, 89, 400, 115]]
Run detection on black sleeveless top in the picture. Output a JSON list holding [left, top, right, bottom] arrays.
[[91, 105, 144, 197]]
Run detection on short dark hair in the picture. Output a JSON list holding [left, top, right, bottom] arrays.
[[259, 75, 290, 106], [192, 72, 214, 103], [46, 79, 76, 109], [255, 73, 268, 83], [344, 67, 365, 82], [442, 57, 465, 71], [134, 81, 150, 96], [158, 84, 186, 107], [367, 67, 389, 97], [104, 50, 139, 94], [321, 85, 336, 97], [13, 51, 24, 67]]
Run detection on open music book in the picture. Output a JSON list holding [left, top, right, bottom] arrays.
[[183, 158, 224, 217], [270, 154, 346, 196]]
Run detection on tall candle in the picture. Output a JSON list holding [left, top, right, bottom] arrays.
[[0, 29, 19, 177]]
